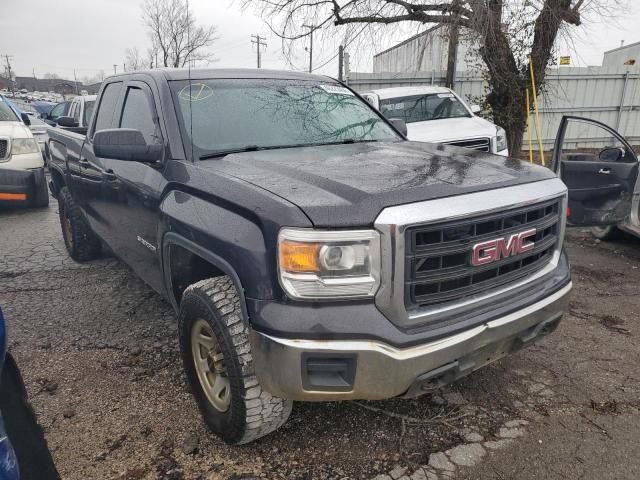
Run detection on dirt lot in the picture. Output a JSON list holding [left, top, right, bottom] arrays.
[[1, 201, 639, 480]]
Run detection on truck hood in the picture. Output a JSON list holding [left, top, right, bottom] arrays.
[[406, 116, 498, 144], [0, 121, 33, 139], [200, 141, 556, 227]]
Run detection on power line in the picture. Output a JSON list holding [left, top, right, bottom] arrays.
[[251, 34, 267, 68]]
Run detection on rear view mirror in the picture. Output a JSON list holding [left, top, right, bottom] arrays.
[[470, 105, 482, 114], [599, 146, 625, 162], [56, 116, 78, 128], [20, 112, 31, 126], [388, 117, 408, 137], [93, 128, 163, 163]]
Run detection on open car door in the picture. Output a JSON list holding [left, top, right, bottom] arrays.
[[552, 116, 639, 226]]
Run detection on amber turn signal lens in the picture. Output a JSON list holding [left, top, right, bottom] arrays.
[[279, 241, 321, 273]]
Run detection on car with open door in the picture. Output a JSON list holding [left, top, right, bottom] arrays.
[[552, 115, 640, 240]]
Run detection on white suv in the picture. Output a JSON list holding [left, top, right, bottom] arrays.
[[362, 86, 508, 156], [0, 96, 49, 207]]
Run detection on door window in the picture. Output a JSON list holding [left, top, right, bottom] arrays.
[[94, 82, 123, 134], [120, 87, 160, 144], [560, 118, 634, 164], [49, 102, 67, 120]]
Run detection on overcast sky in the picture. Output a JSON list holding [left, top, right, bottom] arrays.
[[1, 0, 639, 82]]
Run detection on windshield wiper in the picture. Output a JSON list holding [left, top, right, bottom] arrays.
[[198, 139, 380, 160], [199, 145, 261, 160]]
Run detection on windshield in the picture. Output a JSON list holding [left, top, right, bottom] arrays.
[[0, 98, 19, 122], [83, 100, 96, 127], [170, 79, 399, 158], [379, 93, 471, 124]]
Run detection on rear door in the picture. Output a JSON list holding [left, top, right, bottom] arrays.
[[88, 80, 167, 293], [78, 81, 125, 235], [552, 116, 639, 226]]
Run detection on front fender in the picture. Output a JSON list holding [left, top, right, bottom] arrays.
[[159, 190, 293, 305]]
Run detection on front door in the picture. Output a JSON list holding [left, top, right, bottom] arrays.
[[552, 116, 639, 226]]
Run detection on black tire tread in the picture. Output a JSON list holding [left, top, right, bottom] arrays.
[[57, 186, 101, 261], [179, 277, 292, 444]]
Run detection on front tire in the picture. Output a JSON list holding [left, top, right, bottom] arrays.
[[591, 225, 622, 241], [178, 277, 292, 445], [32, 170, 49, 208], [57, 186, 101, 261]]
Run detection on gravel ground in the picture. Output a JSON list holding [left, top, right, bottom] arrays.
[[1, 201, 639, 480]]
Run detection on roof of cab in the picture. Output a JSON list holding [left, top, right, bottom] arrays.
[[366, 86, 452, 99], [104, 68, 335, 83]]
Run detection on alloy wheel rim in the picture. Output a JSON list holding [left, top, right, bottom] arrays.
[[191, 318, 231, 412]]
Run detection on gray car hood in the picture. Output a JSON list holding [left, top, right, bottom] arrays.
[[200, 141, 556, 227]]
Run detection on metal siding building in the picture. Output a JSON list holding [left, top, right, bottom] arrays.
[[602, 42, 640, 69], [373, 25, 473, 73]]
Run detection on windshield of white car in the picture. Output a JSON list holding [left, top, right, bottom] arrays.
[[170, 79, 400, 159], [379, 93, 471, 124], [0, 99, 19, 122]]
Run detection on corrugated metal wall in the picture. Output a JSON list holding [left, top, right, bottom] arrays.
[[347, 67, 640, 148], [373, 26, 471, 73]]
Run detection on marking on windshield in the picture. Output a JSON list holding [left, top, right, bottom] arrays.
[[178, 83, 214, 102]]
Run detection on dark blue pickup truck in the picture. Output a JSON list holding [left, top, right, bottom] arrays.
[[46, 68, 638, 444]]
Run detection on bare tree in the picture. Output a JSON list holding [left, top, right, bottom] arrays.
[[142, 0, 218, 68], [125, 47, 145, 71], [245, 0, 615, 154]]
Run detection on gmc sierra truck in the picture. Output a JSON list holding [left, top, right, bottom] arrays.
[[46, 68, 637, 445]]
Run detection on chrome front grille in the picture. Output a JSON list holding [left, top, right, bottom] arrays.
[[406, 199, 561, 308], [373, 180, 568, 329], [444, 137, 491, 152]]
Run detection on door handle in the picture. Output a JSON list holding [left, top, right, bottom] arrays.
[[598, 168, 611, 175], [102, 169, 118, 181], [79, 158, 90, 167]]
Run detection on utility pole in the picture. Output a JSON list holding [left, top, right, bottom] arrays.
[[343, 51, 351, 85], [3, 55, 15, 94], [445, 24, 459, 89], [303, 25, 314, 73], [251, 34, 267, 68], [338, 45, 344, 81], [73, 69, 79, 95], [113, 64, 118, 75]]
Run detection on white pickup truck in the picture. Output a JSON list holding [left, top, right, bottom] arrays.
[[362, 86, 508, 156], [55, 95, 96, 129]]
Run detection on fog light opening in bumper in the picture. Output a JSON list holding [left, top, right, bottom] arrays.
[[302, 354, 356, 392]]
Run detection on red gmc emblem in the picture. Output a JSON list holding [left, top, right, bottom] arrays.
[[471, 228, 537, 266]]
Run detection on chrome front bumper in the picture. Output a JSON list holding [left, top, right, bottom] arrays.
[[250, 282, 572, 401]]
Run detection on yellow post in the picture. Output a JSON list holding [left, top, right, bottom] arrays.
[[529, 56, 546, 166], [525, 88, 533, 164]]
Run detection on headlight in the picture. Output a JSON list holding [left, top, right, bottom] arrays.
[[495, 127, 507, 152], [278, 228, 381, 300], [11, 138, 40, 155]]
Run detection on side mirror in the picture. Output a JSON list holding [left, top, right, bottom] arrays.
[[599, 146, 625, 162], [57, 116, 78, 128], [470, 104, 482, 114], [93, 128, 163, 163], [388, 117, 408, 137], [20, 112, 31, 126]]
